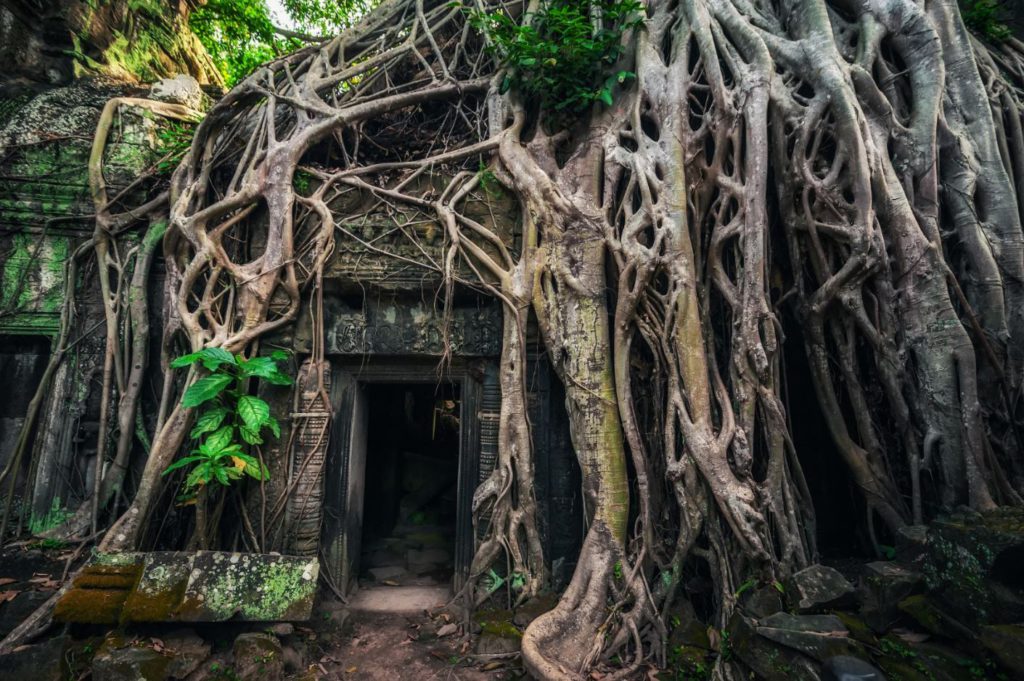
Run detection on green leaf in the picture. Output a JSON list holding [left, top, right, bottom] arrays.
[[170, 352, 203, 369], [598, 88, 614, 106], [266, 415, 281, 439], [263, 371, 293, 386], [237, 395, 271, 429], [238, 356, 277, 379], [198, 347, 236, 371], [269, 349, 290, 361], [499, 74, 512, 94], [213, 466, 230, 485], [204, 425, 235, 454], [240, 425, 264, 445], [186, 462, 213, 488], [162, 455, 204, 475], [182, 374, 233, 408], [172, 348, 236, 371], [190, 406, 230, 439]]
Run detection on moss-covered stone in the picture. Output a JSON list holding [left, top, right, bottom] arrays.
[[56, 551, 319, 624]]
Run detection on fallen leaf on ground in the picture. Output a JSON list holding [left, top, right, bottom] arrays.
[[0, 578, 17, 586], [0, 590, 19, 602], [436, 623, 458, 637]]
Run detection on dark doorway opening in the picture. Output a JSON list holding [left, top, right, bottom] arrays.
[[0, 335, 50, 484], [358, 382, 461, 587]]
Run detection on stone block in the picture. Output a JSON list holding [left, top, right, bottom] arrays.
[[784, 565, 856, 613], [233, 633, 283, 681], [55, 551, 318, 623], [756, 613, 860, 662], [0, 634, 68, 681]]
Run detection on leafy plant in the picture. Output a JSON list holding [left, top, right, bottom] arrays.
[[162, 348, 292, 494], [155, 122, 197, 175], [961, 0, 1012, 42], [466, 0, 643, 117]]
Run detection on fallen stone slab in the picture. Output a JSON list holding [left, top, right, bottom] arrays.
[[756, 612, 859, 662], [54, 551, 318, 624]]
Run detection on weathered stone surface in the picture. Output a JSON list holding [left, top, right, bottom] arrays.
[[161, 629, 210, 678], [149, 75, 207, 111], [979, 624, 1024, 677], [741, 584, 785, 619], [0, 634, 68, 681], [896, 594, 974, 639], [92, 642, 171, 681], [756, 613, 858, 662], [821, 655, 884, 680], [55, 552, 319, 623], [53, 561, 143, 624], [923, 509, 1024, 625], [178, 552, 318, 621], [727, 612, 820, 681], [233, 633, 283, 681], [785, 565, 856, 613], [860, 561, 924, 631], [896, 525, 929, 562], [123, 552, 192, 621]]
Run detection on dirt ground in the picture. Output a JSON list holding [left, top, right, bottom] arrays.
[[314, 610, 519, 680]]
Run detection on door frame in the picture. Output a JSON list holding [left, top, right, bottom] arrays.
[[321, 358, 492, 596]]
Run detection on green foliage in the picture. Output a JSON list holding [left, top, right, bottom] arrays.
[[961, 0, 1012, 42], [466, 0, 643, 118], [155, 122, 196, 175], [293, 169, 314, 195], [189, 0, 374, 85], [28, 496, 71, 535], [163, 348, 293, 494], [190, 0, 291, 86]]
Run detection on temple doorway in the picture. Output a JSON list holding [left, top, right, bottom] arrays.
[[358, 383, 461, 587], [323, 360, 488, 598]]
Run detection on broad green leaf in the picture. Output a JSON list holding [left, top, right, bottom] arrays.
[[598, 88, 613, 106], [266, 415, 281, 439], [162, 455, 203, 475], [182, 374, 233, 408], [263, 371, 293, 386], [197, 347, 237, 371], [170, 352, 203, 369], [213, 466, 230, 485], [269, 349, 290, 361], [238, 356, 276, 379], [237, 395, 271, 429], [186, 462, 212, 488], [240, 425, 263, 445], [190, 406, 230, 439], [204, 425, 235, 453], [245, 461, 270, 481]]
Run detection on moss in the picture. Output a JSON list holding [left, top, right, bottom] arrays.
[[833, 611, 877, 647], [474, 608, 522, 639]]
